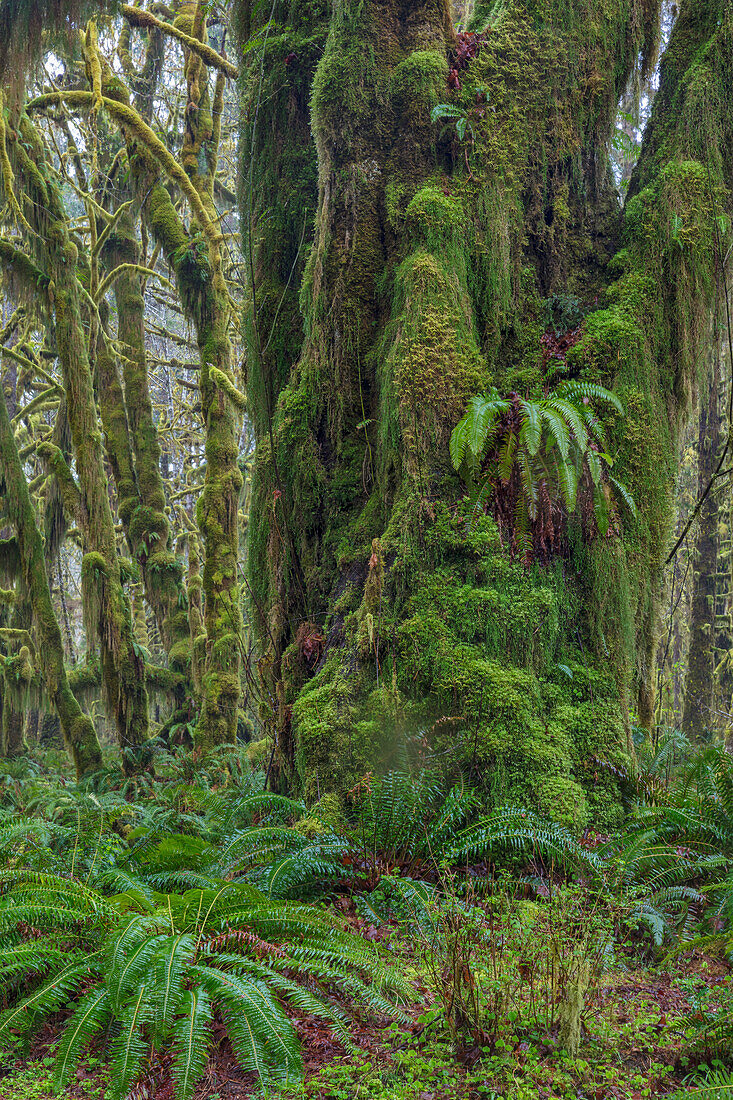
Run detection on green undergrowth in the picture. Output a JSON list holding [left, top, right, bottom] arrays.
[[1, 740, 733, 1098], [0, 1055, 108, 1100]]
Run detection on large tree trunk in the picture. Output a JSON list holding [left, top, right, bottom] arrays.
[[243, 0, 733, 826]]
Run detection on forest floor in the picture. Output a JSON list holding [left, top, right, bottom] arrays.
[[0, 913, 726, 1100], [1, 750, 730, 1100]]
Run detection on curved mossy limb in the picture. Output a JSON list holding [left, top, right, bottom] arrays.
[[0, 370, 102, 776], [243, 0, 733, 822]]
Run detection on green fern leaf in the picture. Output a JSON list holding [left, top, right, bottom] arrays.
[[517, 450, 538, 519], [557, 461, 578, 511], [430, 103, 463, 122], [0, 956, 97, 1037], [547, 397, 589, 453], [55, 987, 111, 1088], [558, 380, 624, 415], [171, 987, 212, 1100], [540, 406, 569, 460], [519, 400, 542, 456], [449, 415, 470, 470], [609, 476, 637, 519], [109, 985, 150, 1100], [108, 922, 164, 1013], [466, 393, 501, 463], [150, 934, 194, 1042], [194, 964, 302, 1085]]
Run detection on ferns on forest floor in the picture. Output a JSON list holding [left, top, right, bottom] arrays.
[[2, 749, 733, 1095], [0, 871, 409, 1098]]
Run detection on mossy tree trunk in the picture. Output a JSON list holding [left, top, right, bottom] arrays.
[[682, 343, 721, 740], [70, 18, 244, 748], [243, 0, 733, 824], [97, 13, 191, 681], [0, 374, 103, 776], [99, 203, 191, 679], [3, 113, 149, 771], [0, 349, 26, 760]]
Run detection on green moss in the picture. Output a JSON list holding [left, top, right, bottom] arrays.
[[535, 776, 589, 831], [242, 0, 733, 818]]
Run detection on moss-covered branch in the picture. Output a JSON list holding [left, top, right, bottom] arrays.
[[4, 112, 150, 771], [27, 91, 223, 252], [0, 361, 102, 776], [121, 4, 238, 77]]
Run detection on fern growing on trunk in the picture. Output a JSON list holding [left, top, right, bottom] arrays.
[[450, 381, 636, 560]]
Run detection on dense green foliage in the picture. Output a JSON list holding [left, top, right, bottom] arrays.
[[2, 0, 733, 1095], [0, 740, 732, 1096]]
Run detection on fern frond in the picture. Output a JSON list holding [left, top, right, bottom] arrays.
[[171, 988, 212, 1100], [540, 405, 569, 460], [449, 413, 470, 470], [107, 919, 166, 1012], [546, 396, 589, 453], [557, 461, 578, 512], [558, 380, 624, 415], [149, 933, 195, 1042], [55, 986, 111, 1088], [109, 985, 150, 1100], [609, 476, 637, 518], [519, 400, 542, 456], [516, 450, 539, 519], [194, 964, 302, 1085], [0, 955, 98, 1037]]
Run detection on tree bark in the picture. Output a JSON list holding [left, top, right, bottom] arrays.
[[242, 0, 733, 826], [683, 343, 720, 739]]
